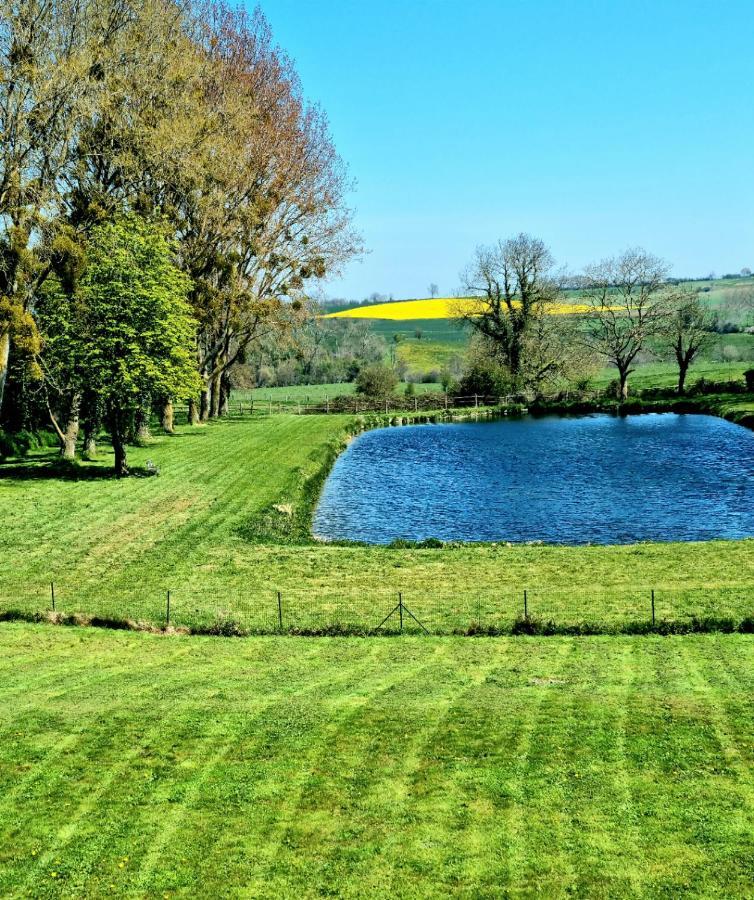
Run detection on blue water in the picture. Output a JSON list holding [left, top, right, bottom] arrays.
[[313, 414, 754, 545]]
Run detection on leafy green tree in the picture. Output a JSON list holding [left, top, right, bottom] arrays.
[[41, 216, 200, 474]]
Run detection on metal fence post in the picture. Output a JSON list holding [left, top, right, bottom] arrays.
[[50, 581, 55, 612], [399, 592, 403, 632], [166, 590, 171, 626], [651, 589, 655, 626], [277, 591, 283, 631]]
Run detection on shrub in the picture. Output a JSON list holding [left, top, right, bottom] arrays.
[[355, 364, 398, 398], [0, 428, 59, 460], [458, 359, 515, 398]]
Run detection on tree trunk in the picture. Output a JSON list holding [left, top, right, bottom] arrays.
[[219, 372, 231, 417], [618, 369, 629, 401], [209, 371, 221, 418], [61, 393, 82, 461], [0, 330, 9, 418], [162, 398, 175, 433], [83, 429, 97, 459], [188, 397, 200, 426], [134, 404, 151, 445], [199, 386, 210, 422], [109, 407, 129, 477], [81, 390, 101, 459], [677, 360, 689, 395]]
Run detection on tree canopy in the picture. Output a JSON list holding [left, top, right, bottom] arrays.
[[0, 0, 359, 470]]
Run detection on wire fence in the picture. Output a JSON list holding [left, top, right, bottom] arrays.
[[2, 583, 754, 636]]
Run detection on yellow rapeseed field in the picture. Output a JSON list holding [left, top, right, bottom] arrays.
[[323, 297, 590, 320]]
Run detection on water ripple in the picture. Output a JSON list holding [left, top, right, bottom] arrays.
[[312, 413, 754, 544]]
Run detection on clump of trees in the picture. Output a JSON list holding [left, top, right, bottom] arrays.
[[0, 0, 359, 471], [234, 314, 386, 389], [459, 236, 730, 400]]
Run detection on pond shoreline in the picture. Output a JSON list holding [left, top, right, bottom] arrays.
[[248, 387, 753, 548]]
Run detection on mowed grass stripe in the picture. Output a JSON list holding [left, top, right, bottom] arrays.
[[6, 638, 328, 896], [2, 626, 754, 896], [257, 645, 471, 895], [132, 642, 397, 894]]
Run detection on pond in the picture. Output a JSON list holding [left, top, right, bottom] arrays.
[[312, 413, 754, 545]]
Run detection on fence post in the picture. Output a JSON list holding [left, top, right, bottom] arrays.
[[474, 393, 479, 408], [385, 399, 389, 415], [326, 396, 329, 413], [166, 590, 171, 626], [651, 589, 655, 626], [444, 393, 448, 410], [277, 591, 283, 631], [414, 397, 418, 411], [399, 592, 403, 632], [50, 581, 55, 612], [524, 589, 528, 620]]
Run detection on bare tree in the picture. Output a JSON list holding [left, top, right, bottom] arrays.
[[459, 233, 560, 378], [520, 301, 599, 398], [667, 289, 716, 394], [580, 248, 673, 400], [180, 4, 361, 420], [427, 282, 438, 298]]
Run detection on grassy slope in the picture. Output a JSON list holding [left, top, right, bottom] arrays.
[[233, 381, 442, 405], [1, 414, 753, 630], [1, 624, 753, 897]]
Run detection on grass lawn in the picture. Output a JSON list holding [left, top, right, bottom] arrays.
[[0, 624, 753, 897], [231, 381, 442, 406], [0, 412, 753, 631]]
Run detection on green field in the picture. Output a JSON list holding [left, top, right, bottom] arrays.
[[233, 381, 442, 406], [328, 278, 754, 377], [1, 412, 753, 632], [1, 624, 753, 897], [2, 381, 754, 896]]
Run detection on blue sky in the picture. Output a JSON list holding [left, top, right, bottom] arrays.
[[259, 0, 754, 300]]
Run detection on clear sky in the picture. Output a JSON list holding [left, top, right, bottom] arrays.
[[258, 0, 754, 300]]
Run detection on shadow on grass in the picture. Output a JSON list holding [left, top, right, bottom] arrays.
[[0, 454, 158, 481]]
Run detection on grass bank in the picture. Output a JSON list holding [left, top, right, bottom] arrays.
[[1, 624, 753, 897]]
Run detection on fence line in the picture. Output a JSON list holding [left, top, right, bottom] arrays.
[[2, 582, 753, 636], [220, 393, 540, 418]]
